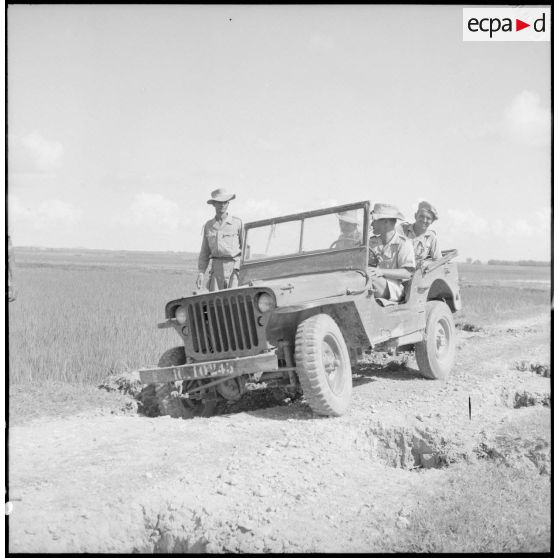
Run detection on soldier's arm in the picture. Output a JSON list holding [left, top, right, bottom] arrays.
[[197, 225, 211, 273], [379, 268, 413, 281], [429, 232, 442, 260], [379, 239, 415, 280], [237, 218, 244, 252]]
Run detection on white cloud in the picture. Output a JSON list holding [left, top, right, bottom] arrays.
[[504, 91, 550, 147], [11, 131, 64, 173], [121, 193, 183, 233], [9, 195, 81, 230]]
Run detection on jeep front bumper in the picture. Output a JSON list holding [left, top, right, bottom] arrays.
[[139, 351, 279, 384]]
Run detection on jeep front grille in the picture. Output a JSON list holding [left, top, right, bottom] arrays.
[[185, 293, 261, 358]]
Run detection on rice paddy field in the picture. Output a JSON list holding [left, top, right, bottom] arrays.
[[8, 248, 551, 387]]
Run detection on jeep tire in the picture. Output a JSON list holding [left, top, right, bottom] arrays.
[[155, 346, 196, 418], [416, 301, 456, 380], [294, 314, 352, 416]]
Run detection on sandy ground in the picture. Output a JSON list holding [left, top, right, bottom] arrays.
[[7, 314, 550, 552]]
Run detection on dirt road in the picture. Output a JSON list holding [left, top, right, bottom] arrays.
[[8, 315, 550, 552]]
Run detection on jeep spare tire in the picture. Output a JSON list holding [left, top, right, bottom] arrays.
[[295, 314, 352, 416], [415, 301, 456, 380]]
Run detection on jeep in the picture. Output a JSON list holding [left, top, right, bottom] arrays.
[[139, 200, 461, 418]]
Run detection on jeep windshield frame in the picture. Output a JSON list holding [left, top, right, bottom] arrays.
[[240, 201, 370, 283]]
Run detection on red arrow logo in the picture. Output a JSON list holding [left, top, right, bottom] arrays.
[[516, 19, 530, 31]]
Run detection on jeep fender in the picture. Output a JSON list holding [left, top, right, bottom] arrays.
[[426, 278, 461, 312], [265, 301, 369, 352]]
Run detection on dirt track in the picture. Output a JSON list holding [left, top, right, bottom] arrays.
[[8, 315, 550, 552]]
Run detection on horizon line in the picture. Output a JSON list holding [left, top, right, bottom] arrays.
[[9, 245, 551, 265]]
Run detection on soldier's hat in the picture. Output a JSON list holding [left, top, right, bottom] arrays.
[[370, 203, 405, 221], [417, 201, 438, 221], [207, 188, 236, 204], [337, 210, 360, 225]]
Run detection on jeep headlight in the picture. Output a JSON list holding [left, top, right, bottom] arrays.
[[257, 293, 275, 313], [175, 306, 187, 325]]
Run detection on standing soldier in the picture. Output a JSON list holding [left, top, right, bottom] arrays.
[[400, 201, 442, 268], [196, 188, 243, 292]]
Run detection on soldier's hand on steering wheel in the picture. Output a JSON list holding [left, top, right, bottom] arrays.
[[368, 267, 384, 278]]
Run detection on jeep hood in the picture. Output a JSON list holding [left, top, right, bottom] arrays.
[[246, 270, 367, 308]]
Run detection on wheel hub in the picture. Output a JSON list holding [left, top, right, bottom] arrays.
[[435, 322, 448, 355], [322, 337, 344, 393]]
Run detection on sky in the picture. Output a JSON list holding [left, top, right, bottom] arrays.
[[7, 5, 551, 261]]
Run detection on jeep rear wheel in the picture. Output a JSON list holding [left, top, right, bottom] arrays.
[[415, 301, 456, 380], [294, 314, 352, 416]]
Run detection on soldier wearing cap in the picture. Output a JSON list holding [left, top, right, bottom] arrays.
[[400, 201, 442, 267], [368, 203, 416, 301], [331, 210, 362, 250], [196, 188, 243, 292]]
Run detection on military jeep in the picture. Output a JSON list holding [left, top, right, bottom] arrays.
[[139, 201, 461, 418]]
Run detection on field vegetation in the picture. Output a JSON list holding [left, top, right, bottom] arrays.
[[8, 250, 550, 388]]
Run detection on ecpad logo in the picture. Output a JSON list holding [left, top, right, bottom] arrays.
[[463, 8, 550, 42]]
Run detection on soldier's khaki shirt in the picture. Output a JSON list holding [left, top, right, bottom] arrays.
[[400, 223, 442, 265], [198, 214, 243, 273], [368, 232, 416, 300], [333, 229, 362, 250]]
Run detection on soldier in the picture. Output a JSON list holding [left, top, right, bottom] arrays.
[[368, 203, 416, 301], [400, 201, 442, 268], [196, 188, 243, 292], [331, 210, 362, 249]]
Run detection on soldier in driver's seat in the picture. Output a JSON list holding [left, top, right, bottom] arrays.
[[331, 210, 362, 250], [368, 203, 416, 302]]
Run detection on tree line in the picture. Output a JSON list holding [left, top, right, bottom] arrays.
[[464, 258, 549, 267], [486, 259, 550, 267]]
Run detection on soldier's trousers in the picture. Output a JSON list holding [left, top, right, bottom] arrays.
[[207, 259, 239, 291]]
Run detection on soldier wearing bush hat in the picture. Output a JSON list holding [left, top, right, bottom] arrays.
[[331, 210, 362, 250], [400, 200, 442, 267], [197, 188, 243, 292], [368, 203, 416, 302]]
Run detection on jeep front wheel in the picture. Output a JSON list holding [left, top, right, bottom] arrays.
[[294, 314, 352, 416], [415, 301, 456, 380], [155, 346, 196, 418]]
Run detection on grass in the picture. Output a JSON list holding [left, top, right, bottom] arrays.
[[386, 462, 550, 552], [456, 284, 549, 327], [8, 262, 198, 386]]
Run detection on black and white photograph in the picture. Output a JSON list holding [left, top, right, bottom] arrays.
[[5, 4, 552, 553]]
